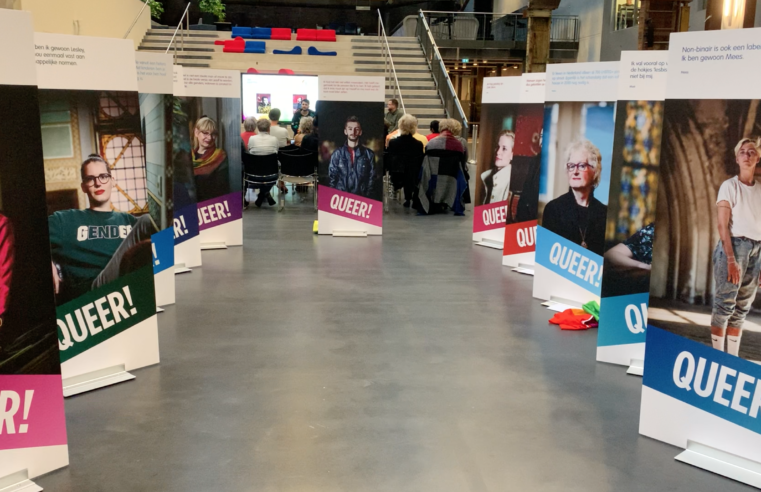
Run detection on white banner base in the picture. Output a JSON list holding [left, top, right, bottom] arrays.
[[317, 210, 381, 236], [175, 236, 202, 268], [62, 364, 135, 397], [533, 263, 600, 304], [475, 238, 504, 250], [0, 470, 41, 492], [473, 228, 504, 243], [596, 343, 646, 368], [154, 267, 175, 306], [627, 358, 645, 376], [333, 231, 367, 237], [503, 251, 535, 268], [199, 219, 242, 247], [200, 242, 228, 250], [512, 263, 535, 276], [676, 441, 761, 489], [174, 264, 192, 275], [0, 448, 68, 484], [156, 307, 164, 313], [60, 316, 159, 381]]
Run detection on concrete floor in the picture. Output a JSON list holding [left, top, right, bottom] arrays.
[[37, 196, 755, 491]]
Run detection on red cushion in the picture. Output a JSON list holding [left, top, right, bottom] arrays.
[[223, 45, 245, 53], [296, 29, 317, 41], [214, 40, 227, 45], [247, 68, 259, 73], [278, 68, 294, 75], [316, 30, 336, 42], [271, 28, 292, 40]]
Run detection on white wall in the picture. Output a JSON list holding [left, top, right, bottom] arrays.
[[555, 0, 605, 62], [492, 0, 528, 14], [12, 0, 150, 48]]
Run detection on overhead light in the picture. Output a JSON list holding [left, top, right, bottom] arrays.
[[474, 62, 478, 66], [483, 60, 488, 63], [356, 5, 370, 10], [513, 65, 518, 69]]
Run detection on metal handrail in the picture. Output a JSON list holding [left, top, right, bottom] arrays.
[[165, 2, 192, 63], [377, 10, 405, 114], [123, 0, 150, 39], [417, 11, 468, 134]]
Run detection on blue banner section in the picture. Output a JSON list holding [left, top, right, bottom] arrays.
[[597, 292, 650, 347], [535, 226, 603, 297], [151, 227, 174, 274], [173, 203, 199, 246], [644, 327, 761, 436]]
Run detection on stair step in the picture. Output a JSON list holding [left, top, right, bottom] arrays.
[[139, 46, 215, 52], [354, 59, 425, 66], [146, 30, 219, 38], [352, 52, 424, 58], [142, 37, 215, 45], [177, 62, 212, 67], [352, 37, 418, 44]]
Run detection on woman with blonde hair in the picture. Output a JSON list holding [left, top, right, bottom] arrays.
[[710, 137, 761, 356], [192, 116, 230, 202], [388, 114, 425, 207], [541, 139, 607, 256], [481, 130, 514, 205]]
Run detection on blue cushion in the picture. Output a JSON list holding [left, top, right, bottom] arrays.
[[273, 46, 302, 55], [251, 27, 272, 39], [244, 41, 266, 54], [232, 27, 253, 38], [308, 46, 336, 56]]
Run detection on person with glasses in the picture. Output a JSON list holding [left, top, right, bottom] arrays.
[[48, 155, 155, 304], [541, 139, 607, 256], [710, 137, 761, 356], [192, 116, 230, 202]]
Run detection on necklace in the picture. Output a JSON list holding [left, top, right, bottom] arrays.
[[579, 226, 588, 249], [576, 203, 589, 249]]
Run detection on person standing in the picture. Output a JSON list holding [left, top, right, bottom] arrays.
[[711, 137, 761, 356], [384, 99, 404, 133], [291, 99, 316, 135]]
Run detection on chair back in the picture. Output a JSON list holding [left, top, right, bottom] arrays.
[[243, 152, 279, 178], [278, 147, 317, 177]]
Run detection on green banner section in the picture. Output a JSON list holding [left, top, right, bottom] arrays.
[[57, 266, 156, 363]]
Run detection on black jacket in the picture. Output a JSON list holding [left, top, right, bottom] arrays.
[[387, 134, 424, 173], [541, 190, 607, 257]]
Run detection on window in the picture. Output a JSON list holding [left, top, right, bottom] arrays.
[[613, 0, 638, 31], [39, 96, 74, 159]]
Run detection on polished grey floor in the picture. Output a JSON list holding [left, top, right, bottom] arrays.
[[38, 195, 754, 491]]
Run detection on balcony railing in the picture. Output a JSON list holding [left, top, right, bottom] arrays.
[[417, 11, 579, 43]]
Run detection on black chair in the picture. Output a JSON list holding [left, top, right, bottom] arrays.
[[277, 147, 318, 211], [242, 152, 279, 208]]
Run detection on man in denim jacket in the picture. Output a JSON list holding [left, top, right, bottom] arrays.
[[328, 116, 379, 199]]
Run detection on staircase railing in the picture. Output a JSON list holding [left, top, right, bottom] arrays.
[[123, 0, 150, 39], [415, 11, 468, 138], [377, 10, 405, 114], [165, 2, 192, 63]]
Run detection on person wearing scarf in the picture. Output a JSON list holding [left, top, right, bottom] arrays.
[[193, 116, 230, 202]]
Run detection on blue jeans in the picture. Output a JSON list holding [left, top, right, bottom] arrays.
[[711, 237, 761, 329]]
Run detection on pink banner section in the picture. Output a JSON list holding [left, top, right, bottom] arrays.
[[318, 186, 382, 228], [197, 192, 243, 231], [473, 200, 510, 233], [0, 375, 67, 451]]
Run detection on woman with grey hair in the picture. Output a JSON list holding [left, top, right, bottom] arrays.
[[241, 116, 258, 146], [710, 137, 761, 356], [541, 139, 607, 256]]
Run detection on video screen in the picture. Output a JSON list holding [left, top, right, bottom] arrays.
[[241, 74, 318, 123]]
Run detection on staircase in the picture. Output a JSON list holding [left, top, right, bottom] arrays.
[[137, 30, 447, 134]]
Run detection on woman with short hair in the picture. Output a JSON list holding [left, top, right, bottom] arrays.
[[192, 116, 230, 202], [388, 114, 425, 207], [481, 130, 515, 205], [711, 137, 761, 356], [241, 116, 257, 146]]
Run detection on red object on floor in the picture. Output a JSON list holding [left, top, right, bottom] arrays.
[[548, 309, 598, 331], [278, 68, 295, 75], [247, 68, 259, 73], [315, 29, 336, 42], [296, 29, 317, 41], [222, 37, 246, 53], [214, 40, 227, 45], [271, 28, 292, 40]]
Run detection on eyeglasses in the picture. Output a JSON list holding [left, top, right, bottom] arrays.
[[83, 174, 112, 186], [739, 150, 758, 158], [197, 130, 216, 138], [566, 162, 592, 172]]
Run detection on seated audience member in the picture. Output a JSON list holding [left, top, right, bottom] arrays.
[[298, 117, 319, 153], [241, 116, 257, 147], [385, 117, 428, 149], [260, 108, 289, 148], [247, 118, 279, 207], [416, 120, 468, 215], [426, 120, 440, 141], [448, 119, 469, 164], [388, 114, 425, 208], [291, 99, 316, 135]]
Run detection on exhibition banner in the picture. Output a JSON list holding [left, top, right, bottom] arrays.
[[640, 27, 761, 468], [136, 52, 176, 306], [597, 51, 667, 367], [0, 10, 69, 479], [473, 77, 520, 243], [317, 76, 385, 235], [35, 33, 160, 384], [502, 73, 546, 268], [180, 68, 243, 248], [533, 62, 619, 304]]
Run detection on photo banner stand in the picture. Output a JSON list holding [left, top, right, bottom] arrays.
[[136, 52, 176, 307], [532, 62, 619, 305], [172, 65, 202, 271], [316, 75, 386, 237], [35, 33, 160, 397], [474, 77, 522, 248], [503, 73, 546, 269], [638, 28, 761, 487], [0, 10, 69, 485], [596, 51, 668, 375], [181, 68, 243, 250]]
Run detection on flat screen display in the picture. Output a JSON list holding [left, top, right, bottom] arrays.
[[241, 74, 318, 123]]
